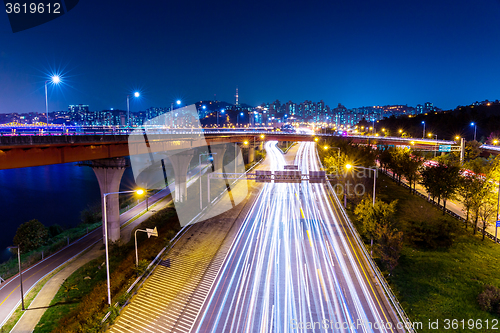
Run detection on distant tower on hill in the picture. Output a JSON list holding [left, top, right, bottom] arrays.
[[235, 87, 239, 106]]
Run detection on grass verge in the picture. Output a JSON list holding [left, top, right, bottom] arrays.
[[33, 205, 181, 333], [373, 173, 500, 332]]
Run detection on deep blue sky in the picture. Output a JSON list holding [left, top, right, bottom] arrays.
[[1, 0, 500, 113]]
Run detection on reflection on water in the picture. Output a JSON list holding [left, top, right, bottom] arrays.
[[0, 162, 137, 263]]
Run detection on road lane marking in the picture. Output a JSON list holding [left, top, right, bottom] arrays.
[[327, 190, 396, 333], [306, 230, 313, 248]]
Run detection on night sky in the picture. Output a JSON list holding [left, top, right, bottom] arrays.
[[1, 0, 500, 114]]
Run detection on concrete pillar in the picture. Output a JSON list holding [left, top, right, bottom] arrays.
[[210, 144, 227, 173], [168, 151, 194, 202], [248, 146, 255, 164], [91, 157, 128, 244]]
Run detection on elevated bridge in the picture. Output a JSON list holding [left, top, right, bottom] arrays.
[[0, 130, 456, 170]]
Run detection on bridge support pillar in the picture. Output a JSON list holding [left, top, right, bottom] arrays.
[[210, 144, 227, 173], [91, 157, 128, 244], [248, 146, 255, 164], [168, 151, 195, 202]]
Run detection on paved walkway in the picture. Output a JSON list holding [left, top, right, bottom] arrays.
[[383, 169, 500, 238], [11, 244, 104, 333], [9, 165, 209, 333]]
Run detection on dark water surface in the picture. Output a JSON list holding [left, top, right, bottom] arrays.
[[0, 162, 137, 263]]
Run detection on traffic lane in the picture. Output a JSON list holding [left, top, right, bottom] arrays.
[[194, 185, 271, 332], [303, 142, 394, 331], [320, 182, 404, 333]]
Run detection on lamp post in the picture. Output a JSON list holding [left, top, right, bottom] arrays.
[[127, 92, 140, 127], [218, 109, 225, 127], [345, 164, 377, 206], [199, 153, 216, 209], [345, 164, 378, 255], [496, 181, 500, 243], [422, 121, 426, 139], [471, 122, 477, 141], [428, 133, 438, 157], [134, 227, 158, 268], [238, 112, 244, 127], [7, 245, 24, 310], [44, 75, 61, 134], [103, 189, 144, 305]]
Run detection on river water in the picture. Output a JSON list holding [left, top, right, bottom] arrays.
[[0, 162, 137, 263]]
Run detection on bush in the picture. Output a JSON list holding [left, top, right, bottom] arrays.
[[13, 219, 49, 252], [406, 217, 459, 249], [48, 224, 64, 238], [478, 285, 500, 313]]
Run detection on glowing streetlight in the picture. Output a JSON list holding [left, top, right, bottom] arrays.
[[422, 121, 426, 138], [243, 140, 249, 145], [127, 92, 140, 127], [176, 100, 181, 105], [471, 122, 477, 141], [494, 140, 499, 145], [455, 136, 460, 141], [102, 189, 144, 305], [314, 137, 319, 142], [260, 134, 265, 139], [44, 75, 62, 132], [323, 145, 328, 150], [345, 164, 352, 170]]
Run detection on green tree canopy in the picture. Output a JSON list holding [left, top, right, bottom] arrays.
[[13, 219, 49, 252]]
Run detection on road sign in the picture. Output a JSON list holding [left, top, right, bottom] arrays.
[[309, 171, 326, 183], [439, 145, 451, 152], [274, 170, 301, 183], [256, 170, 272, 182], [284, 165, 299, 170], [145, 227, 158, 238], [496, 221, 500, 228]]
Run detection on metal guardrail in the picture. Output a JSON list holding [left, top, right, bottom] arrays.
[[315, 148, 416, 333], [102, 153, 268, 326]]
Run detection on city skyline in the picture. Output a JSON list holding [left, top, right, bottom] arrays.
[[2, 0, 500, 114]]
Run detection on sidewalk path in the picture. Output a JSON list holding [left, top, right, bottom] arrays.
[[382, 169, 500, 238], [4, 163, 209, 332], [11, 244, 104, 333]]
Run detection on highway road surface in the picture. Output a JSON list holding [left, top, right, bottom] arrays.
[[193, 141, 404, 333]]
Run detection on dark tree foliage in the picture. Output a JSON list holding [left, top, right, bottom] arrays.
[[13, 219, 49, 252], [406, 218, 459, 249], [478, 285, 500, 314]]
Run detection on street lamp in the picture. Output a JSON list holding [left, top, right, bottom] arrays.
[[217, 109, 225, 127], [127, 92, 140, 127], [103, 189, 144, 305], [134, 227, 158, 268], [346, 164, 377, 255], [199, 153, 216, 209], [427, 133, 438, 157], [471, 122, 477, 141], [7, 245, 24, 310], [44, 75, 61, 133], [422, 121, 426, 138], [238, 112, 244, 127]]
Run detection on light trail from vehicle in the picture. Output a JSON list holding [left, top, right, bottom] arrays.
[[194, 141, 400, 333]]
